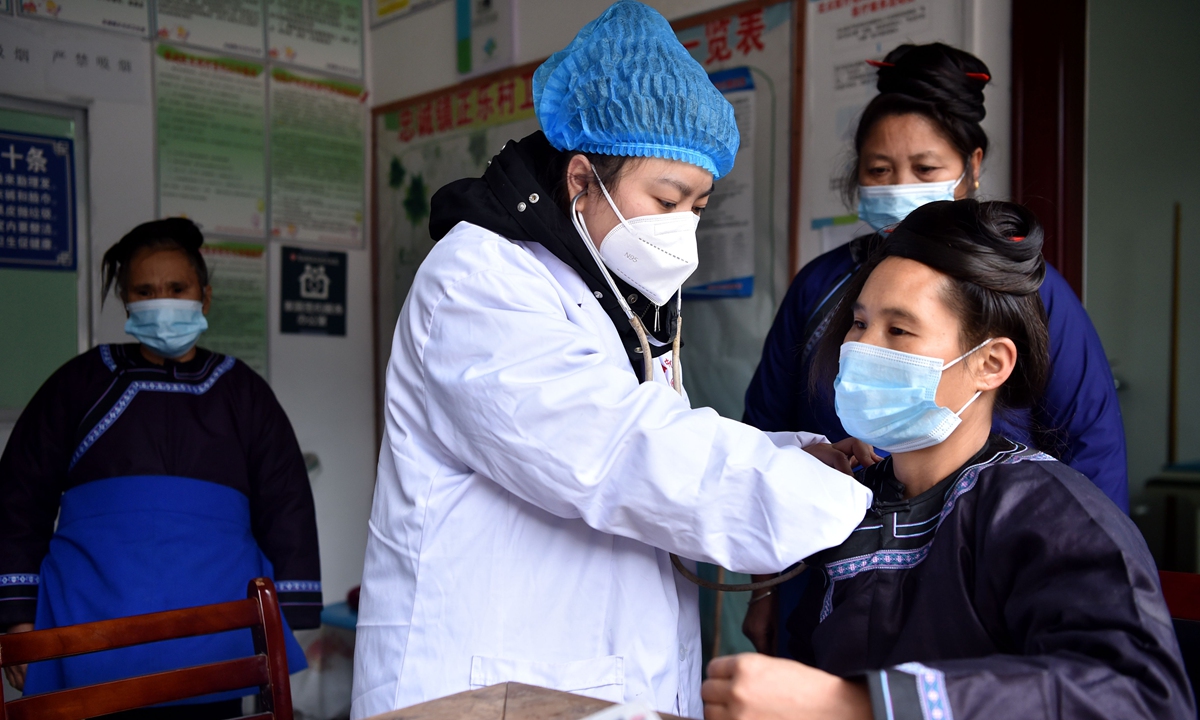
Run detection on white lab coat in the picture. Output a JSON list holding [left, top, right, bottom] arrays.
[[351, 222, 872, 719]]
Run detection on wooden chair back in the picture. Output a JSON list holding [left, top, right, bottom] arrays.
[[0, 577, 293, 720]]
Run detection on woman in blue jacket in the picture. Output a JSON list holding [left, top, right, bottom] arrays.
[[741, 43, 1127, 654]]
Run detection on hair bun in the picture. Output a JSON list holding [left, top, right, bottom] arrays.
[[875, 43, 990, 124], [157, 217, 204, 251]]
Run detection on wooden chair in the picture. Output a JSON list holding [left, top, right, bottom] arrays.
[[0, 577, 293, 720]]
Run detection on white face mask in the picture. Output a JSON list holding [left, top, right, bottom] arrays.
[[575, 167, 701, 307]]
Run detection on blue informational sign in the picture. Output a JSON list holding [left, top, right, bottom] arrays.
[[0, 131, 76, 270]]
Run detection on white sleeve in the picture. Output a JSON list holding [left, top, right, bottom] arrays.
[[421, 268, 872, 574], [763, 431, 831, 449]]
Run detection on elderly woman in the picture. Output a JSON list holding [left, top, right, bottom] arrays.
[[351, 2, 875, 717], [0, 218, 319, 719]]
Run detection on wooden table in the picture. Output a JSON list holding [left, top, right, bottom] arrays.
[[364, 682, 690, 720]]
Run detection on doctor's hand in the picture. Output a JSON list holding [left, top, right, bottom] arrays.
[[702, 653, 871, 720], [3, 622, 33, 692], [831, 437, 881, 470], [803, 438, 879, 476]]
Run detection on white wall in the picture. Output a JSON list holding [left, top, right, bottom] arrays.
[[1086, 0, 1200, 496], [0, 12, 375, 607], [369, 0, 736, 108]]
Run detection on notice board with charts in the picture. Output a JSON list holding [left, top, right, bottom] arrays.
[[371, 0, 801, 425]]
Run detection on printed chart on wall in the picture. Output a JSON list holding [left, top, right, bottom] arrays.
[[155, 0, 266, 57], [369, 0, 446, 28], [18, 0, 148, 36], [673, 0, 797, 422], [800, 0, 964, 262], [373, 61, 539, 366], [270, 68, 365, 246], [268, 0, 363, 78], [154, 44, 267, 238], [200, 240, 268, 376]]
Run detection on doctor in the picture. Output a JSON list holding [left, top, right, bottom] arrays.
[[350, 2, 872, 718]]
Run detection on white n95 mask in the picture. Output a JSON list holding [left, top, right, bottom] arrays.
[[858, 174, 964, 231], [581, 168, 700, 307], [833, 339, 992, 453]]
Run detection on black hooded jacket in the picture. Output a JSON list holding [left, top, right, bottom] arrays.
[[428, 131, 678, 380]]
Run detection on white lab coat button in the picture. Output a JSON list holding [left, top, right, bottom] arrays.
[[678, 643, 686, 661]]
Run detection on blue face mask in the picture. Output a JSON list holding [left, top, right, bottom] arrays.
[[833, 339, 992, 453], [857, 175, 964, 231], [124, 299, 208, 358]]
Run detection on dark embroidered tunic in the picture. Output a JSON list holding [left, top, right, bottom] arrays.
[[0, 344, 321, 632], [788, 435, 1193, 720]]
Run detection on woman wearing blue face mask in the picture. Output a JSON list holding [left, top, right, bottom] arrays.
[[741, 43, 1127, 655], [702, 200, 1193, 720], [0, 218, 320, 718]]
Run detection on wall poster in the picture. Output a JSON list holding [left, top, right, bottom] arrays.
[[155, 0, 266, 57], [268, 0, 362, 78], [0, 130, 75, 270], [269, 68, 366, 247], [373, 60, 540, 365], [18, 0, 149, 36], [801, 0, 965, 261], [154, 43, 267, 238], [281, 245, 347, 335], [200, 240, 268, 375]]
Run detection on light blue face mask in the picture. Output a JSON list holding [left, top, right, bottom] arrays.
[[124, 299, 208, 358], [857, 175, 964, 231], [833, 339, 992, 453]]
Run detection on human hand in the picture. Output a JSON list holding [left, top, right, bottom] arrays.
[[702, 653, 871, 720], [802, 443, 853, 475], [741, 581, 777, 655], [3, 623, 33, 692], [831, 437, 881, 469]]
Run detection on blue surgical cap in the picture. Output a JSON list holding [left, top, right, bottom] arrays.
[[533, 0, 739, 179]]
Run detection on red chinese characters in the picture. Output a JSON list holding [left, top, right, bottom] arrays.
[[736, 9, 765, 55], [705, 19, 733, 64]]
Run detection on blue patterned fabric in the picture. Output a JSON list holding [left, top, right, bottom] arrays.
[[533, 0, 739, 178], [23, 475, 307, 700]]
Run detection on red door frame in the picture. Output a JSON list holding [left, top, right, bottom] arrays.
[[1011, 0, 1087, 297]]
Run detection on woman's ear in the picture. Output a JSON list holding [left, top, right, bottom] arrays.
[[970, 147, 984, 188], [972, 337, 1016, 392], [202, 285, 213, 315], [565, 154, 593, 212]]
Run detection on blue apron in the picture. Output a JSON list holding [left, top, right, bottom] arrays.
[[24, 475, 307, 700]]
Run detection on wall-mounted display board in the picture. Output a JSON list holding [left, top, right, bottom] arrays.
[[269, 67, 366, 246], [799, 0, 965, 263], [17, 0, 148, 36], [0, 130, 76, 270], [369, 0, 446, 29], [154, 43, 268, 238], [200, 240, 268, 375], [281, 245, 347, 335], [155, 0, 266, 56], [268, 0, 362, 78], [372, 59, 540, 361]]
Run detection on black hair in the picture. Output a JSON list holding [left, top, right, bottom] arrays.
[[549, 151, 639, 216], [841, 42, 992, 207], [100, 218, 208, 305], [812, 199, 1050, 416]]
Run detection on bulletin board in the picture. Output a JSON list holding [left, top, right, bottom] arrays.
[[370, 0, 803, 424]]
